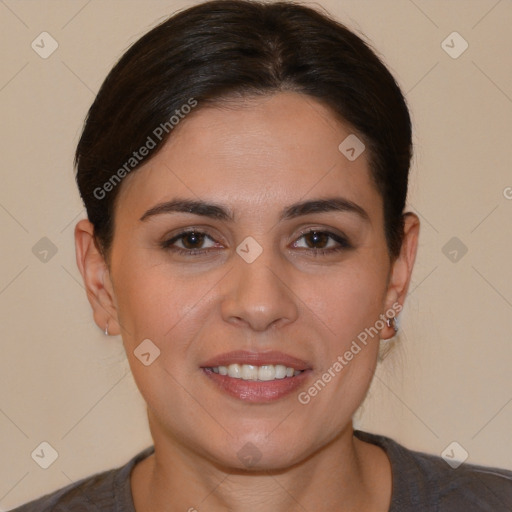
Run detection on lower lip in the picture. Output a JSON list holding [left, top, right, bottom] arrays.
[[202, 368, 311, 403]]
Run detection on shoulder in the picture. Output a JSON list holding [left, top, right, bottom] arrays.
[[9, 470, 118, 512], [354, 430, 512, 511], [8, 446, 154, 512], [402, 444, 512, 509]]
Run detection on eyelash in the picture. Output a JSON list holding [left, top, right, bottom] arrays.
[[160, 228, 352, 257]]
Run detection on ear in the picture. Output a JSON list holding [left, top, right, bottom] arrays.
[[74, 219, 120, 336], [381, 212, 420, 339]]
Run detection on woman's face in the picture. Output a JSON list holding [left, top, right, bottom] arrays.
[[82, 91, 416, 470]]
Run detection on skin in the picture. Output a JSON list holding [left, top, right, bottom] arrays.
[[75, 91, 419, 511]]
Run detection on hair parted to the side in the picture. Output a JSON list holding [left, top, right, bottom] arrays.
[[75, 0, 412, 261]]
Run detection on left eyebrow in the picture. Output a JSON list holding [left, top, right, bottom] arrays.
[[279, 197, 370, 223], [139, 197, 370, 223]]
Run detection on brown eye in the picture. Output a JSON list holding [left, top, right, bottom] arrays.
[[293, 230, 351, 252], [303, 231, 330, 249], [180, 231, 206, 249], [161, 230, 219, 254]]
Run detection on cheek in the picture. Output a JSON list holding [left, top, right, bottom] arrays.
[[300, 262, 388, 351], [293, 267, 386, 422], [113, 267, 179, 345], [112, 245, 177, 329], [111, 259, 210, 411], [112, 254, 220, 363]]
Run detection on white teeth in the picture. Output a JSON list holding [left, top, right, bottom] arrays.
[[227, 363, 242, 378], [258, 365, 275, 381], [227, 364, 242, 379], [241, 364, 259, 381], [274, 364, 287, 379], [210, 363, 303, 381]]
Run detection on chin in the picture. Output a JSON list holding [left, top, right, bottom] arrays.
[[203, 429, 314, 473]]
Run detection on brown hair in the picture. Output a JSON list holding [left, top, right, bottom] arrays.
[[75, 0, 412, 260]]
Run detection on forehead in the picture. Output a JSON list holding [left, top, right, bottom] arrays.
[[116, 91, 381, 221]]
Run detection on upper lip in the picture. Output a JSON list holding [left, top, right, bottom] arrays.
[[201, 350, 311, 371]]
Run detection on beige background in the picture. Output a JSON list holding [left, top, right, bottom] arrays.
[[1, 0, 511, 508]]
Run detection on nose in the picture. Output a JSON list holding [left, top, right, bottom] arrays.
[[220, 247, 299, 332]]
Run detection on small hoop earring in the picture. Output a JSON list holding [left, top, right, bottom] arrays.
[[104, 321, 109, 336], [386, 317, 398, 332]]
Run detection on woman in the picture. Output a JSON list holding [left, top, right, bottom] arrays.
[[12, 0, 512, 510]]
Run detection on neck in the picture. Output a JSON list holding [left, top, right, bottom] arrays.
[[131, 422, 392, 512]]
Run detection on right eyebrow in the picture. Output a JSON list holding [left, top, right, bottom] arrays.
[[139, 199, 234, 222]]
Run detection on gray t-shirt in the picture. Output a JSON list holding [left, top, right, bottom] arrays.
[[9, 430, 512, 511]]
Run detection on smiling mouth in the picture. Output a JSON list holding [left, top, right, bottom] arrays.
[[200, 350, 312, 402], [205, 363, 303, 381]]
